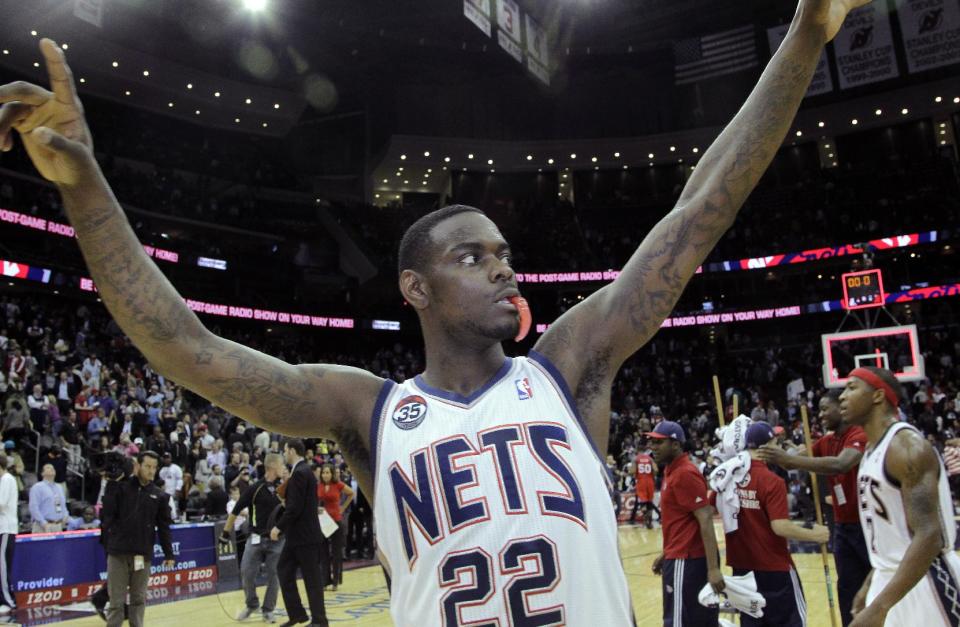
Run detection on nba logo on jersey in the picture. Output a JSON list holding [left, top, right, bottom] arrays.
[[514, 377, 533, 400], [391, 395, 427, 430]]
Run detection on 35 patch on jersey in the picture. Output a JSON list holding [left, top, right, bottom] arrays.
[[515, 377, 533, 400], [392, 395, 428, 430]]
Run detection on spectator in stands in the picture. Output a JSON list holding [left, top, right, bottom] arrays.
[[67, 505, 100, 531], [88, 408, 110, 441], [74, 386, 97, 429], [53, 371, 76, 415], [27, 383, 50, 430], [1, 388, 30, 446], [29, 463, 69, 532], [169, 431, 189, 469], [158, 453, 183, 512], [81, 354, 102, 391], [205, 476, 228, 519], [207, 439, 227, 471]]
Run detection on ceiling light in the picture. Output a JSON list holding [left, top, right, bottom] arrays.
[[902, 108, 909, 114], [375, 193, 380, 198], [825, 144, 830, 148], [444, 157, 450, 163], [648, 153, 654, 159], [124, 90, 131, 96], [818, 121, 825, 127], [33, 62, 39, 68], [490, 169, 495, 173], [935, 96, 942, 103], [242, 0, 268, 11], [487, 159, 493, 165], [195, 110, 200, 115], [623, 165, 628, 169], [649, 162, 654, 166], [594, 166, 599, 170], [61, 44, 68, 50], [425, 173, 430, 178], [547, 158, 554, 164], [1, 50, 7, 55], [30, 30, 37, 36], [274, 103, 280, 109], [421, 181, 427, 185], [692, 147, 699, 153], [235, 118, 240, 123], [79, 78, 85, 83], [851, 118, 858, 125], [828, 153, 834, 158], [669, 147, 676, 152], [400, 154, 407, 160], [398, 167, 404, 171], [187, 83, 193, 89], [614, 152, 621, 158], [423, 151, 431, 157], [591, 157, 598, 163], [168, 102, 174, 107], [570, 153, 576, 159], [873, 109, 882, 116], [427, 168, 432, 173], [562, 174, 567, 179], [382, 179, 388, 183], [953, 97, 960, 104], [112, 61, 119, 68], [403, 180, 409, 184], [245, 98, 252, 104], [214, 91, 220, 97], [142, 70, 150, 77], [795, 130, 802, 137], [468, 153, 474, 159]]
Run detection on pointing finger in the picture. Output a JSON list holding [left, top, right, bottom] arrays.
[[39, 38, 80, 107], [0, 81, 53, 106]]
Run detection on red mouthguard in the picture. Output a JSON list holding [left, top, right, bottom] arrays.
[[508, 295, 532, 342]]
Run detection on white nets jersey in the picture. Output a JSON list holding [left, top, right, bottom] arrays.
[[369, 352, 634, 626], [858, 421, 960, 625]]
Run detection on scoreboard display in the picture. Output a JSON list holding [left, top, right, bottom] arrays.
[[841, 269, 885, 310]]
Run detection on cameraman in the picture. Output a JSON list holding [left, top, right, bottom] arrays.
[[101, 451, 174, 627]]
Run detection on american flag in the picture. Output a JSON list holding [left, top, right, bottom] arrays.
[[674, 24, 759, 86]]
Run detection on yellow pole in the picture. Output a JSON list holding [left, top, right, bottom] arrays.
[[732, 393, 739, 420], [712, 375, 726, 428], [800, 403, 839, 627]]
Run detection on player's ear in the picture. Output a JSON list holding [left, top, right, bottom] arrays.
[[400, 269, 429, 310]]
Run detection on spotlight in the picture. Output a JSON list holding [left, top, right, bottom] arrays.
[[242, 0, 268, 11]]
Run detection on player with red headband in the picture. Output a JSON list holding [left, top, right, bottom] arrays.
[[841, 366, 960, 627]]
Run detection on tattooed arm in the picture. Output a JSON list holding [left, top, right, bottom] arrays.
[[0, 40, 384, 494], [534, 0, 866, 451], [850, 430, 944, 626]]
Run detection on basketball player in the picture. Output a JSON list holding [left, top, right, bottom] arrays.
[[630, 446, 659, 527], [0, 1, 869, 622], [723, 421, 830, 626], [648, 421, 724, 626], [757, 390, 870, 626], [839, 367, 960, 627]]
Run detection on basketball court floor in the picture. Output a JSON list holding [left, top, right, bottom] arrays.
[[44, 522, 844, 626]]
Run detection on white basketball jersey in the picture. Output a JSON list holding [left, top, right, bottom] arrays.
[[858, 421, 956, 571], [370, 352, 634, 626]]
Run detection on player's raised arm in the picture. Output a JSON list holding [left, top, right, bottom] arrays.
[[535, 0, 868, 414], [0, 40, 384, 458], [850, 430, 944, 626]]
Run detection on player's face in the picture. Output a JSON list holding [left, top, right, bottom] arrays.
[[818, 397, 842, 430], [649, 438, 674, 465], [839, 377, 876, 425], [426, 213, 520, 342]]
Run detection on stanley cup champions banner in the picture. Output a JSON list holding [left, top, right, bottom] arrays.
[[834, 0, 900, 89], [896, 0, 960, 73]]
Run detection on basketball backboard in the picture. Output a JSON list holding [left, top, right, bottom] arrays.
[[821, 324, 924, 387]]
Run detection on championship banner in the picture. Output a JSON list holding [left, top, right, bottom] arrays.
[[525, 13, 550, 85], [834, 0, 899, 89], [463, 0, 492, 38], [767, 24, 834, 96], [897, 0, 960, 73], [496, 0, 524, 63], [13, 523, 218, 607]]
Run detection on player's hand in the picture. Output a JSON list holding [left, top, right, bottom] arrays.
[[270, 526, 281, 541], [851, 579, 869, 615], [810, 523, 830, 544], [797, 0, 873, 43], [707, 567, 725, 594], [756, 444, 790, 467], [849, 602, 888, 627], [0, 39, 95, 186], [651, 553, 664, 575]]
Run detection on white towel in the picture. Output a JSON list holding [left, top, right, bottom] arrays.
[[698, 571, 767, 618], [708, 451, 752, 533], [710, 415, 753, 463]]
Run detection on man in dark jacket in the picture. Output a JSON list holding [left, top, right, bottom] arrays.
[[270, 438, 327, 627], [101, 451, 175, 627]]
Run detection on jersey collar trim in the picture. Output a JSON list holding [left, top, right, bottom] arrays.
[[413, 357, 514, 407]]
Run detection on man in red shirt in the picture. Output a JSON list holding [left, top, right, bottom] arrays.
[[630, 449, 659, 527], [648, 420, 724, 626], [724, 422, 829, 626], [758, 390, 869, 625]]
